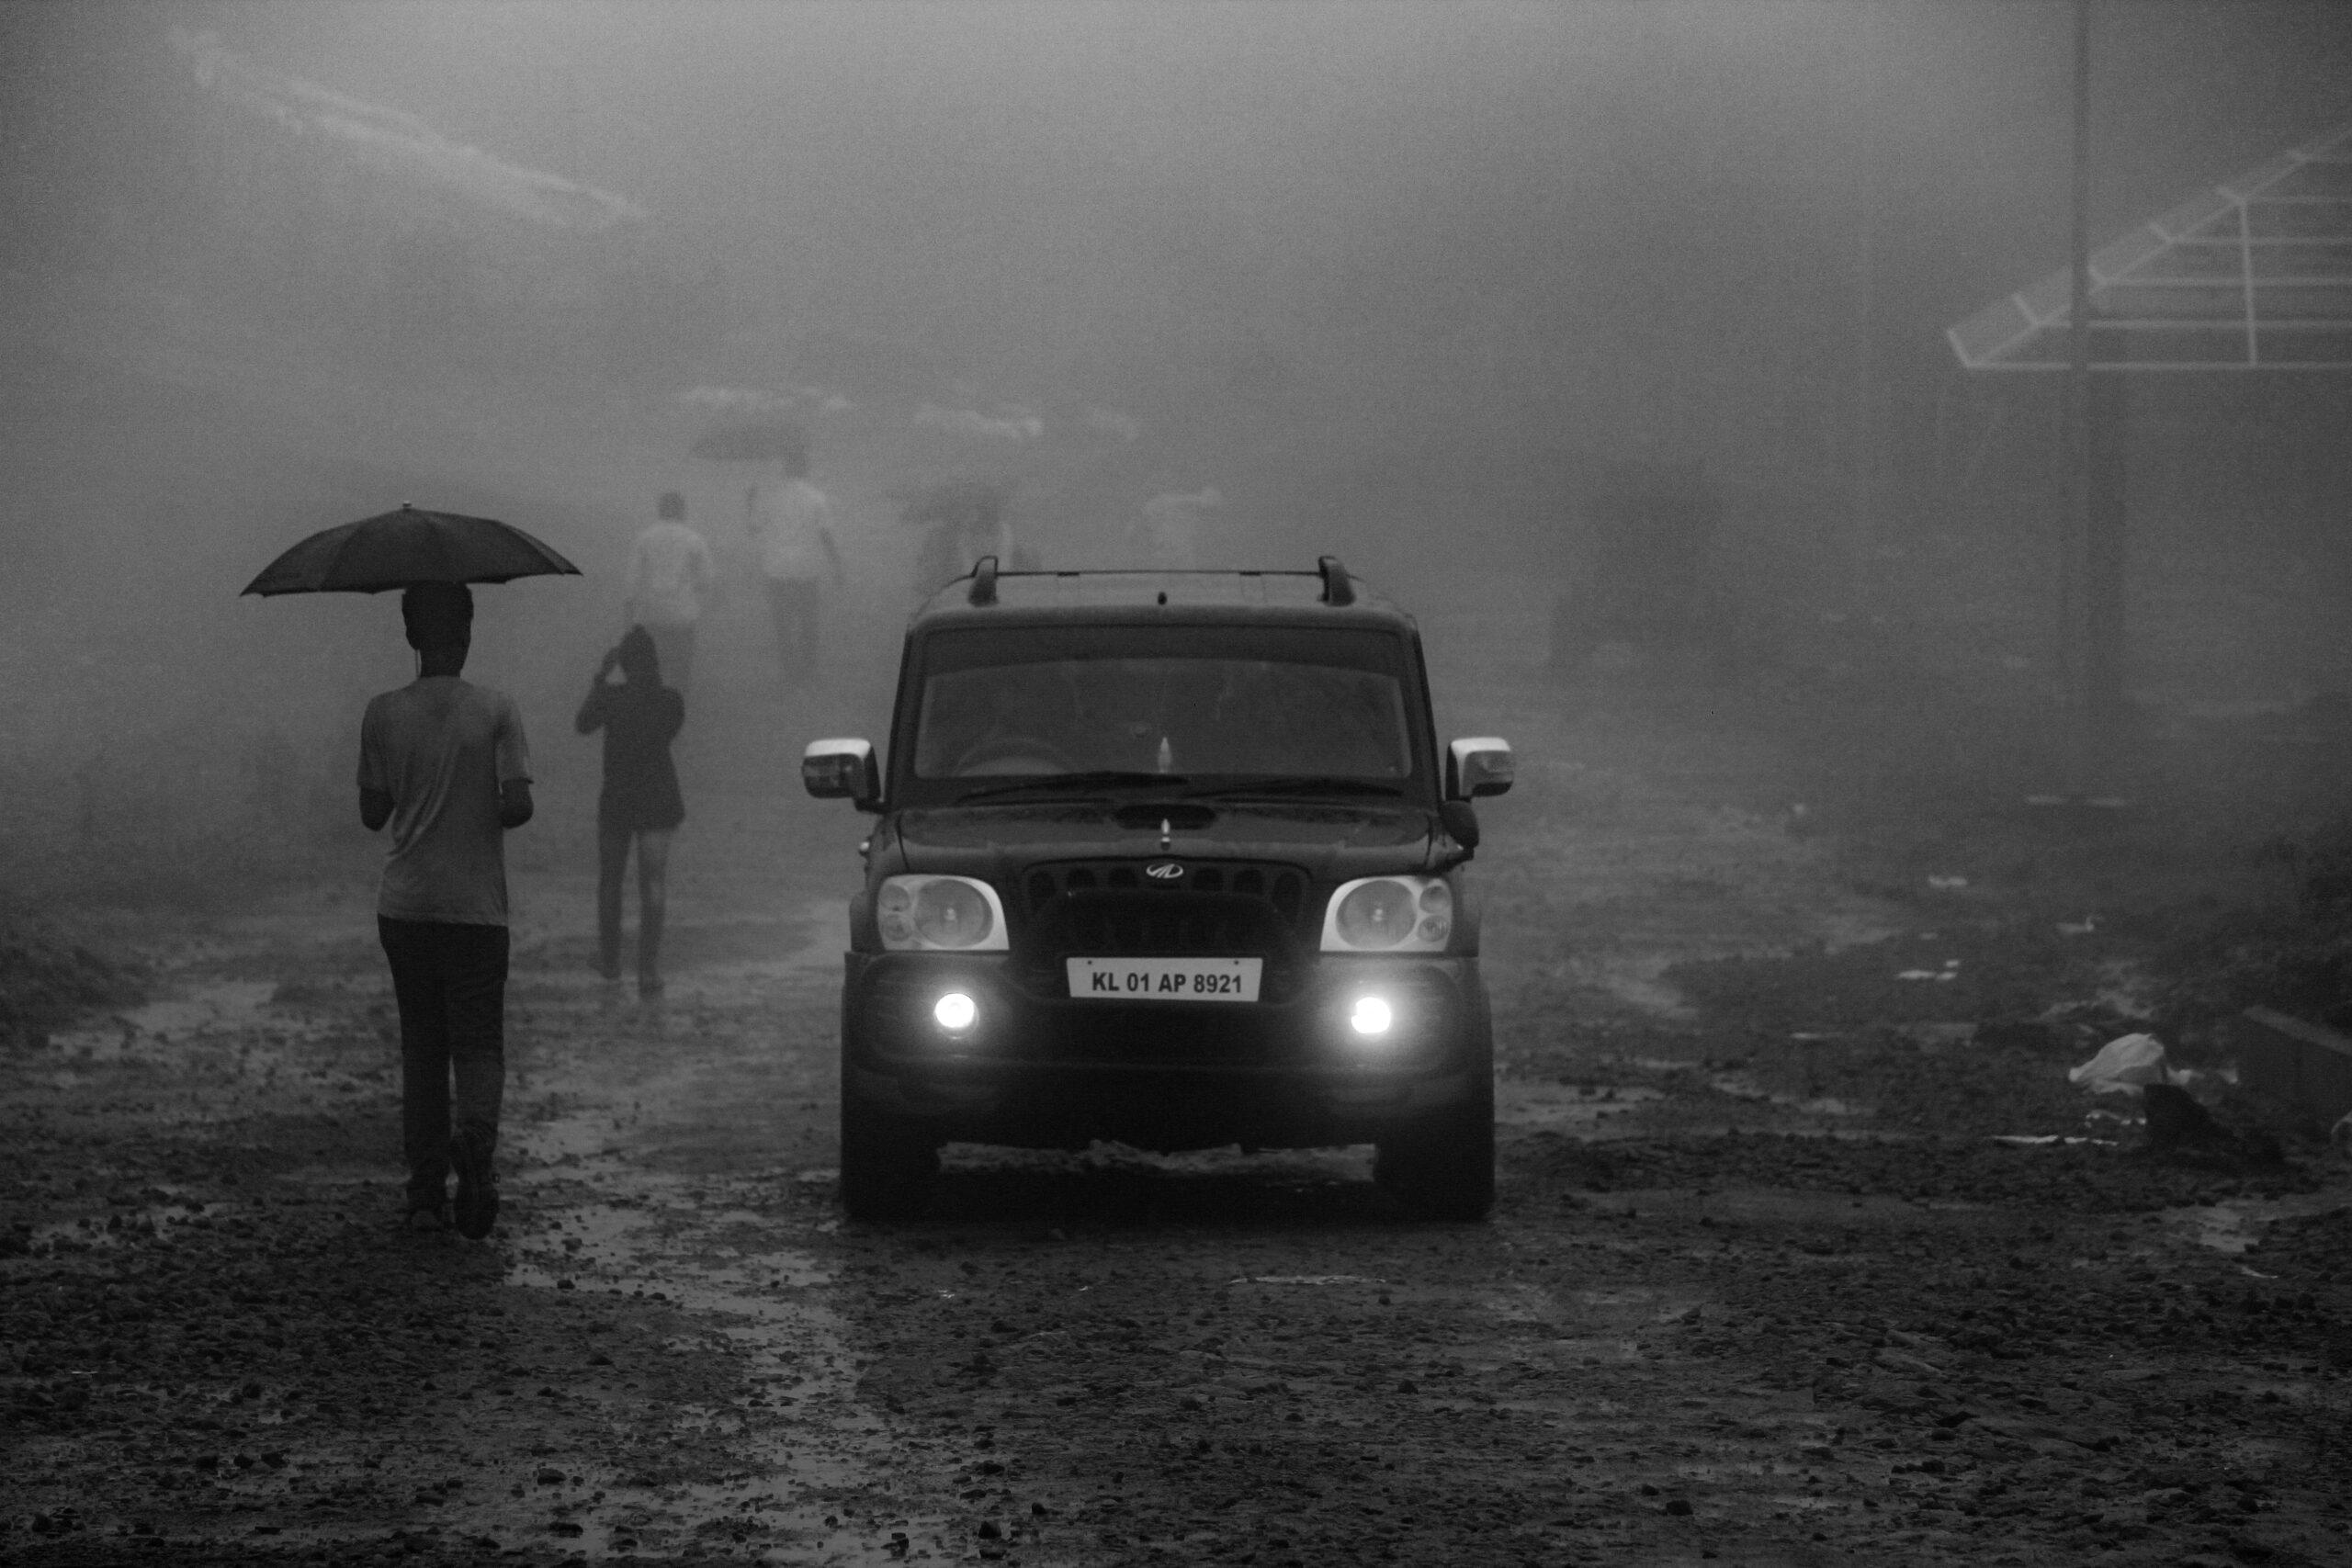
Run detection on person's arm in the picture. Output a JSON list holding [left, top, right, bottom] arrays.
[[497, 698, 535, 830], [356, 699, 392, 830], [658, 687, 685, 744], [822, 526, 846, 586], [499, 779, 533, 829], [575, 649, 620, 734]]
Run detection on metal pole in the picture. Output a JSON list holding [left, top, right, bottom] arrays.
[[1850, 0, 1880, 615], [2063, 0, 2095, 791]]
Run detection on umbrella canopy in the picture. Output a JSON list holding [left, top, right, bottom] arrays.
[[240, 504, 581, 595], [689, 421, 808, 463]]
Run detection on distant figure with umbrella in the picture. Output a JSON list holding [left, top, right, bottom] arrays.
[[902, 478, 1025, 598], [243, 503, 577, 1241], [575, 626, 685, 998], [626, 490, 715, 692], [701, 422, 844, 683]]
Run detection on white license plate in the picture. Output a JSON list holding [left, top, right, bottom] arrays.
[[1066, 957, 1262, 1003]]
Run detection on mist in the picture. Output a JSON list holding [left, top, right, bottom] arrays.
[[3, 0, 2349, 881]]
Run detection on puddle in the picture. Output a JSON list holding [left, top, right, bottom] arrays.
[[1498, 1082, 1664, 1129], [2165, 1189, 2352, 1254], [46, 980, 288, 1059], [1703, 1074, 1864, 1116]]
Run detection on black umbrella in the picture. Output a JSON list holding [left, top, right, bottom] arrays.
[[689, 421, 808, 464], [240, 504, 582, 596]]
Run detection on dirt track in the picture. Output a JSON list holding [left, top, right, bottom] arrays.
[[6, 633, 2352, 1567]]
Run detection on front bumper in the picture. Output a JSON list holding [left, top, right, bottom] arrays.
[[838, 951, 1490, 1150]]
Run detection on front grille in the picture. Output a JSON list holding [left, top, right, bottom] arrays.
[[1020, 860, 1308, 925]]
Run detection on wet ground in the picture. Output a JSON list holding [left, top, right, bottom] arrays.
[[6, 640, 2352, 1567]]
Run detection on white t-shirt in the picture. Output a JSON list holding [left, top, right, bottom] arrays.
[[748, 478, 837, 581], [628, 520, 715, 627], [357, 678, 532, 926]]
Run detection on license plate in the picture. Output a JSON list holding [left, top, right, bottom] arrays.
[[1066, 957, 1262, 1003]]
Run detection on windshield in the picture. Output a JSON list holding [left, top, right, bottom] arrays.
[[904, 626, 1421, 791]]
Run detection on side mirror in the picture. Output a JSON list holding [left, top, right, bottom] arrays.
[[1438, 798, 1481, 852], [803, 738, 879, 807], [1446, 737, 1514, 800]]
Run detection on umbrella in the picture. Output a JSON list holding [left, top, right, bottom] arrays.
[[240, 504, 582, 595], [689, 421, 808, 464]]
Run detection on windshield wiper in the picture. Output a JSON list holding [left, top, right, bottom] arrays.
[[1185, 777, 1406, 800], [955, 771, 1187, 803]]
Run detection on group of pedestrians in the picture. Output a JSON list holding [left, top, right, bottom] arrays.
[[357, 462, 835, 1240]]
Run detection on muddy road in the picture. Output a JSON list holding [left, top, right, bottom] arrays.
[[6, 616, 2351, 1567]]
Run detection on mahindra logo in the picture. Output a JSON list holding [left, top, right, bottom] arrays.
[[1144, 861, 1185, 881]]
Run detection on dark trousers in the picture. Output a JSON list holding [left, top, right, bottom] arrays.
[[764, 577, 821, 680], [642, 622, 695, 692], [378, 917, 508, 1208]]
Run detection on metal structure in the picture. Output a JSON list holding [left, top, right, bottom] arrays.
[[1950, 121, 2352, 371]]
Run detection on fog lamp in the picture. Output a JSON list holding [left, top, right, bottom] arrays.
[[1349, 996, 1394, 1037], [933, 992, 978, 1032]]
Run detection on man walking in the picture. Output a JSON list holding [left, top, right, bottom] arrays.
[[745, 448, 845, 682], [626, 490, 715, 691], [358, 582, 533, 1238]]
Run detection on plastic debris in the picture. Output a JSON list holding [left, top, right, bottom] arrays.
[[2056, 916, 2099, 936], [1897, 960, 1962, 982], [1926, 875, 1969, 891], [1989, 1134, 2114, 1146], [2068, 1032, 2173, 1094], [2331, 1111, 2352, 1158]]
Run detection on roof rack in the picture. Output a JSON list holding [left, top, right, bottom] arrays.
[[967, 555, 999, 606], [1317, 555, 1354, 606]]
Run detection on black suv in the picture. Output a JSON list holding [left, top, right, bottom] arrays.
[[803, 557, 1512, 1220]]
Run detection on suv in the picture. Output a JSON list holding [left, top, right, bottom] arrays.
[[803, 557, 1512, 1220]]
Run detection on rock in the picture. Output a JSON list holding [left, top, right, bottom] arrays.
[[2143, 1085, 2231, 1153]]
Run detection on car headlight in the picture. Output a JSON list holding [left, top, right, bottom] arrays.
[[1319, 876, 1453, 953], [876, 875, 1008, 951]]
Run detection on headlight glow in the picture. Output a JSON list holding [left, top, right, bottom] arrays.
[[1321, 876, 1455, 953], [875, 876, 1009, 952], [933, 992, 978, 1032], [1350, 996, 1394, 1036]]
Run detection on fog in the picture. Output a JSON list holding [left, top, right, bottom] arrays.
[[2, 0, 2348, 892]]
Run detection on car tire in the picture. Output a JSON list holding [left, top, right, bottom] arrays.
[[1374, 1072, 1495, 1222], [840, 1097, 940, 1222]]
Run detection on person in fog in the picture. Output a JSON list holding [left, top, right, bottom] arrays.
[[1133, 479, 1221, 570], [576, 626, 685, 998], [913, 484, 1028, 596], [745, 448, 845, 682], [358, 582, 533, 1239], [626, 490, 715, 691]]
